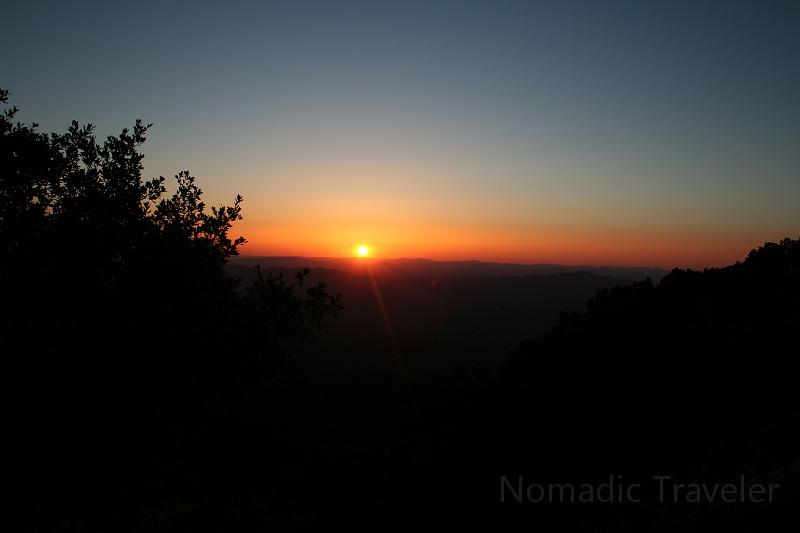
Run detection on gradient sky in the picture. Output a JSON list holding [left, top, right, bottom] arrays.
[[3, 0, 798, 268]]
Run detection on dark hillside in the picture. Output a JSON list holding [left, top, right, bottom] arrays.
[[498, 238, 800, 530]]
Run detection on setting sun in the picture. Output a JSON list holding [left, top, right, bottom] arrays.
[[357, 245, 369, 257]]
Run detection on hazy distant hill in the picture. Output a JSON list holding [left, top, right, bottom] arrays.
[[229, 256, 667, 282], [227, 257, 645, 345]]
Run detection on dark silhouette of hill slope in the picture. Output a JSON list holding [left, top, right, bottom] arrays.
[[496, 237, 800, 530], [214, 240, 800, 531]]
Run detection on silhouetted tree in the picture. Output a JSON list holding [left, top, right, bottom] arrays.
[[1, 89, 341, 531]]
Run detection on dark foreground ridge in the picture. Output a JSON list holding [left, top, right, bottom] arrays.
[[500, 237, 800, 530]]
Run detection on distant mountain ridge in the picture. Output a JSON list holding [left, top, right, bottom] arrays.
[[230, 255, 666, 282], [227, 259, 644, 345]]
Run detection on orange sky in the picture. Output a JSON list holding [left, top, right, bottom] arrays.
[[237, 220, 777, 270], [197, 151, 794, 270], [205, 151, 796, 270]]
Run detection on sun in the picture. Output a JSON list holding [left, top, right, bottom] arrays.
[[356, 245, 369, 257]]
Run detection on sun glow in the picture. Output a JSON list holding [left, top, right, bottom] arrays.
[[357, 245, 370, 257]]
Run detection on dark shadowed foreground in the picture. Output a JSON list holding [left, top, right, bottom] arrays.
[[2, 91, 799, 531]]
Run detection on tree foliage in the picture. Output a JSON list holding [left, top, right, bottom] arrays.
[[1, 89, 341, 530], [1, 86, 341, 344]]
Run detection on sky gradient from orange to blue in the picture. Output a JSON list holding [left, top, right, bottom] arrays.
[[3, 1, 798, 269]]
